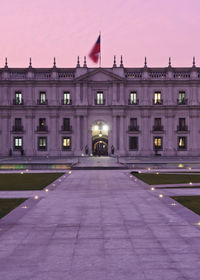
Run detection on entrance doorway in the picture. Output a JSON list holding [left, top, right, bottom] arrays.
[[92, 121, 109, 156]]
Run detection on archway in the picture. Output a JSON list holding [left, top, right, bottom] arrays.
[[92, 121, 109, 156]]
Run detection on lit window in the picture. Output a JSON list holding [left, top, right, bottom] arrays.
[[63, 92, 71, 105], [15, 92, 23, 105], [178, 137, 187, 150], [96, 92, 104, 105], [154, 92, 162, 104], [38, 137, 47, 151], [40, 92, 46, 104], [130, 92, 137, 104], [62, 137, 71, 150], [154, 137, 162, 150], [178, 91, 186, 104], [14, 137, 23, 150]]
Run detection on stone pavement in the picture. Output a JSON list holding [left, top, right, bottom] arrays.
[[1, 170, 200, 279]]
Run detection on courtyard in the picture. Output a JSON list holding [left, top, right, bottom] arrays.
[[0, 158, 200, 279]]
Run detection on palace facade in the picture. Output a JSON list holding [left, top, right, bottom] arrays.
[[0, 57, 200, 157]]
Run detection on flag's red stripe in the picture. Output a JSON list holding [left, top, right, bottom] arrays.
[[89, 36, 101, 63]]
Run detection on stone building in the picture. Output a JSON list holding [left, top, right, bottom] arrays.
[[0, 56, 199, 157]]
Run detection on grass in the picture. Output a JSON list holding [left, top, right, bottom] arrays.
[[132, 173, 200, 185], [0, 198, 27, 219], [157, 186, 200, 189], [0, 173, 64, 191], [171, 196, 200, 216]]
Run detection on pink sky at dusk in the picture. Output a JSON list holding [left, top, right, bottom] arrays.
[[0, 0, 199, 68]]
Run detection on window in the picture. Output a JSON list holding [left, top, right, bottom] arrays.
[[39, 118, 46, 127], [129, 92, 138, 105], [153, 118, 163, 131], [96, 92, 104, 105], [39, 92, 47, 104], [13, 118, 23, 131], [38, 118, 47, 131], [62, 137, 71, 150], [14, 137, 23, 150], [63, 92, 71, 105], [129, 118, 139, 131], [14, 92, 23, 105], [38, 137, 47, 151], [130, 118, 137, 127], [62, 118, 71, 131], [154, 92, 162, 104], [178, 91, 187, 104], [178, 137, 187, 150], [178, 118, 187, 131], [129, 136, 138, 150], [154, 137, 162, 150]]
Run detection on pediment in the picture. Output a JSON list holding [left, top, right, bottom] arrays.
[[75, 69, 124, 82]]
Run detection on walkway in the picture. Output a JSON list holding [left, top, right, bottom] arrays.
[[0, 170, 200, 279]]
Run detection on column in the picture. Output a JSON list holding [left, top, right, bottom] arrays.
[[141, 112, 151, 155], [51, 85, 57, 105], [119, 116, 125, 155], [75, 115, 81, 155], [112, 116, 117, 152], [191, 85, 197, 105], [80, 116, 84, 151], [82, 84, 88, 105], [25, 115, 34, 156], [75, 84, 81, 105], [26, 86, 33, 106], [1, 115, 10, 156], [165, 111, 175, 156], [83, 116, 88, 153], [189, 111, 198, 155], [119, 83, 124, 105], [112, 83, 117, 105], [49, 115, 58, 156], [116, 116, 120, 151], [142, 86, 148, 105]]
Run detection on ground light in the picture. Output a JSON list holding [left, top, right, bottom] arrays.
[[34, 195, 39, 200], [159, 194, 164, 198], [68, 171, 72, 174], [169, 203, 176, 206], [151, 187, 155, 191]]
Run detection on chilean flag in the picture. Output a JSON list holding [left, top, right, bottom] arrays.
[[89, 35, 101, 63]]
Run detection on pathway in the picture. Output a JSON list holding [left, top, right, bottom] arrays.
[[0, 170, 200, 279]]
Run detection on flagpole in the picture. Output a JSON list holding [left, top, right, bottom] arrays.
[[99, 31, 101, 68]]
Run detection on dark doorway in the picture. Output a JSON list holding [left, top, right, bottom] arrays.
[[92, 138, 108, 156]]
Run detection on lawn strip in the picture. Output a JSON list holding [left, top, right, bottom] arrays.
[[132, 173, 200, 185], [171, 196, 200, 216], [0, 173, 64, 191], [0, 198, 27, 219], [157, 186, 200, 189]]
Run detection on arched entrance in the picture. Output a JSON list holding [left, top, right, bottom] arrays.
[[92, 121, 109, 156]]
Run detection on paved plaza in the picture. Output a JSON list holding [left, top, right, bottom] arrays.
[[0, 162, 200, 279]]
